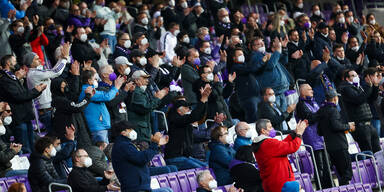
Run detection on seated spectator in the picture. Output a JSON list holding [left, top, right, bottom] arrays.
[[252, 119, 308, 192], [229, 145, 263, 192], [28, 137, 66, 192], [7, 183, 27, 192], [84, 141, 108, 177], [233, 122, 255, 151], [67, 148, 120, 191], [208, 126, 236, 186], [196, 170, 218, 192], [111, 121, 172, 192], [113, 33, 132, 60], [164, 85, 212, 170], [257, 88, 296, 134]]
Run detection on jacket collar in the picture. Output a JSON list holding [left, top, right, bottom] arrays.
[[254, 134, 271, 143]]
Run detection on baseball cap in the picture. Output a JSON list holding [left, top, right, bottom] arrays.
[[325, 89, 341, 100], [131, 70, 150, 80], [174, 100, 192, 109], [115, 56, 133, 66]]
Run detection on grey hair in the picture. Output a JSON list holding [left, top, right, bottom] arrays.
[[256, 119, 271, 135], [197, 27, 208, 36], [98, 64, 113, 75], [217, 8, 228, 16], [196, 170, 210, 185], [235, 122, 248, 134]]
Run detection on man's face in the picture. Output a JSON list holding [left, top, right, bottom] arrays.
[[261, 122, 274, 136], [119, 33, 130, 46], [31, 55, 41, 68], [188, 50, 199, 63], [349, 37, 359, 48], [374, 32, 381, 44], [53, 139, 61, 147], [102, 66, 114, 81], [201, 67, 212, 82], [334, 47, 345, 59], [252, 39, 264, 51], [347, 71, 358, 82], [329, 30, 336, 41], [200, 173, 215, 190], [237, 124, 250, 137], [320, 27, 329, 35], [200, 42, 210, 52], [72, 5, 81, 16], [76, 28, 86, 39], [289, 31, 299, 42], [199, 29, 209, 40], [77, 149, 90, 167], [233, 50, 243, 62], [9, 56, 17, 70], [263, 88, 274, 102], [301, 84, 314, 97], [218, 10, 229, 21], [300, 16, 309, 27], [312, 5, 320, 13]]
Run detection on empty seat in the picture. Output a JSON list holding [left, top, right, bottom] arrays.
[[298, 150, 314, 177], [167, 175, 181, 192], [151, 154, 167, 167], [363, 158, 383, 188], [0, 179, 7, 192], [157, 176, 170, 188], [177, 172, 191, 192], [5, 176, 18, 188], [295, 173, 314, 192], [186, 171, 198, 191]]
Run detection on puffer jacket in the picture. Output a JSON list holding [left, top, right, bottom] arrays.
[[0, 138, 17, 177], [208, 141, 236, 186]]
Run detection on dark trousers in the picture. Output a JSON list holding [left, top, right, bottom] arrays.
[[328, 149, 353, 185], [351, 123, 381, 153], [314, 149, 333, 189]]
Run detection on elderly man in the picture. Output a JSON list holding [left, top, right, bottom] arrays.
[[252, 119, 307, 192], [114, 56, 133, 76], [296, 84, 332, 188], [233, 122, 255, 151]]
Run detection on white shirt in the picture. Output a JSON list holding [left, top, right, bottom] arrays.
[[160, 31, 177, 63], [93, 5, 119, 36]]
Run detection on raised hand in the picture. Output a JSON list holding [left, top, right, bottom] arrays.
[[322, 47, 330, 63], [220, 50, 227, 62], [295, 120, 308, 135], [70, 60, 80, 76], [114, 75, 125, 90], [228, 72, 236, 83], [84, 86, 95, 97], [65, 124, 75, 141]]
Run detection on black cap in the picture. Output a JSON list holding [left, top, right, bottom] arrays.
[[325, 89, 340, 100], [131, 49, 145, 58], [317, 22, 328, 30], [146, 49, 161, 58], [174, 100, 192, 109]]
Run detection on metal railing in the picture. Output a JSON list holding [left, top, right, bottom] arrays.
[[49, 183, 72, 192], [153, 110, 168, 132], [301, 144, 322, 190], [355, 153, 382, 192]]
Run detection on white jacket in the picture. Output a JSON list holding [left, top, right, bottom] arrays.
[[160, 31, 177, 63], [27, 58, 68, 109]]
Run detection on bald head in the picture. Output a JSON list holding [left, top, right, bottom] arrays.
[[299, 84, 313, 98], [235, 121, 251, 137]]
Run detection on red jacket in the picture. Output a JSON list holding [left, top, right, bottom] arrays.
[[253, 134, 301, 192], [30, 33, 49, 65]]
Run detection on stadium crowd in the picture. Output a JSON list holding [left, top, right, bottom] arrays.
[[0, 0, 384, 191]]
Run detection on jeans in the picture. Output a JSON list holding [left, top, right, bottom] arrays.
[[275, 92, 287, 112], [5, 169, 28, 177], [91, 129, 109, 144], [14, 122, 34, 154], [149, 165, 178, 176], [371, 119, 381, 138], [166, 156, 208, 170], [100, 34, 117, 53], [39, 110, 52, 132], [152, 187, 173, 192]]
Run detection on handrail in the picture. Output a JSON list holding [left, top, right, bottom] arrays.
[[153, 110, 168, 133], [355, 153, 382, 192], [322, 141, 335, 187], [301, 144, 322, 190], [275, 130, 284, 140], [49, 183, 72, 192]]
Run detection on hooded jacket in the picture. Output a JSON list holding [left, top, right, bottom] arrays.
[[208, 140, 235, 186], [252, 133, 301, 192]]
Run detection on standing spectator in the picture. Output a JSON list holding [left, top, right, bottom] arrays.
[[67, 4, 91, 28], [317, 89, 354, 185], [0, 0, 30, 19], [68, 148, 120, 191], [114, 56, 133, 76], [0, 14, 12, 59], [8, 19, 33, 64], [28, 137, 67, 192], [215, 8, 231, 37], [0, 55, 46, 153], [164, 85, 211, 170], [313, 22, 333, 60], [181, 48, 200, 104], [208, 126, 236, 186], [366, 30, 384, 67], [233, 122, 255, 151], [339, 69, 381, 153], [159, 22, 179, 63], [111, 121, 172, 192], [70, 27, 101, 66], [252, 119, 308, 192], [29, 15, 49, 66], [79, 70, 124, 143]]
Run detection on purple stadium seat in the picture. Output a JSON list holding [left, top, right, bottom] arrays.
[[362, 183, 372, 192], [357, 161, 370, 185], [186, 171, 198, 191], [167, 175, 181, 192], [351, 162, 360, 184], [5, 176, 18, 188], [298, 150, 314, 177], [16, 175, 31, 192], [363, 159, 383, 188], [151, 154, 166, 167], [295, 173, 314, 192], [339, 185, 348, 192], [177, 172, 191, 192], [157, 176, 170, 188], [0, 179, 7, 192]]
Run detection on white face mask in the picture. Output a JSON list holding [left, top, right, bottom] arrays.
[[348, 16, 354, 23], [169, 0, 175, 7], [82, 8, 87, 15], [184, 110, 191, 115], [139, 57, 147, 66], [203, 48, 211, 55], [268, 95, 276, 103], [50, 147, 57, 157], [222, 16, 230, 23], [141, 38, 148, 45], [140, 85, 147, 91], [245, 129, 254, 138], [336, 56, 344, 60], [17, 26, 25, 33], [237, 55, 245, 63], [83, 157, 93, 167], [124, 67, 131, 75], [141, 17, 149, 25], [128, 130, 137, 141], [37, 0, 43, 5], [182, 37, 190, 44], [0, 125, 6, 136], [3, 116, 12, 125], [93, 80, 98, 88], [297, 3, 304, 8], [322, 33, 329, 38], [173, 29, 180, 36], [314, 10, 321, 16], [280, 20, 285, 26], [206, 73, 214, 82], [258, 46, 266, 53], [80, 34, 88, 42], [208, 180, 218, 189], [36, 65, 44, 70], [124, 40, 131, 48], [338, 17, 345, 24], [180, 1, 188, 9], [370, 19, 376, 25], [225, 135, 233, 144], [55, 145, 61, 152], [352, 76, 360, 84], [351, 45, 359, 52]]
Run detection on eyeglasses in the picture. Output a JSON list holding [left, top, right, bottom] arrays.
[[77, 155, 89, 158]]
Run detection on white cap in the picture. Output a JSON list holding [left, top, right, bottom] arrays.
[[131, 70, 151, 80], [115, 56, 133, 66]]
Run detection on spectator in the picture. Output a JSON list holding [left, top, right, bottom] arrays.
[[7, 183, 27, 192], [164, 85, 211, 170], [79, 70, 124, 143], [196, 170, 219, 192], [339, 69, 381, 153], [0, 0, 30, 19], [215, 8, 231, 37], [70, 27, 101, 66], [208, 126, 236, 186], [366, 30, 384, 67], [0, 15, 12, 59], [345, 34, 368, 74], [317, 89, 354, 185], [365, 13, 384, 38], [8, 19, 33, 64], [84, 141, 109, 177], [310, 5, 325, 23], [252, 119, 308, 192], [113, 33, 132, 60], [257, 87, 296, 133], [229, 145, 263, 192], [181, 48, 200, 104], [198, 41, 226, 73], [68, 148, 120, 191], [296, 84, 332, 188], [159, 22, 179, 63], [313, 22, 333, 60], [28, 15, 49, 66], [67, 4, 91, 28], [233, 122, 255, 151], [111, 120, 172, 192], [28, 137, 66, 192], [0, 55, 46, 153]]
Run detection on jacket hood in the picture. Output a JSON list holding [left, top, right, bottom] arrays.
[[252, 135, 270, 153], [51, 77, 66, 97], [228, 159, 245, 170]]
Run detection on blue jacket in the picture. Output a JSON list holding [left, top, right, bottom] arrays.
[[313, 33, 333, 60], [112, 135, 159, 192], [254, 51, 292, 95], [233, 136, 252, 151], [79, 84, 118, 133], [208, 141, 236, 186], [0, 0, 25, 19]]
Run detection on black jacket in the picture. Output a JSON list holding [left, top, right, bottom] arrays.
[[84, 145, 108, 177], [164, 101, 207, 159], [316, 103, 350, 151], [0, 138, 17, 177], [28, 152, 66, 192], [230, 161, 263, 192], [0, 70, 41, 125], [70, 38, 100, 65], [257, 101, 292, 133], [53, 140, 76, 178], [8, 26, 32, 64], [68, 166, 108, 192], [339, 81, 376, 122], [366, 39, 384, 67]]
